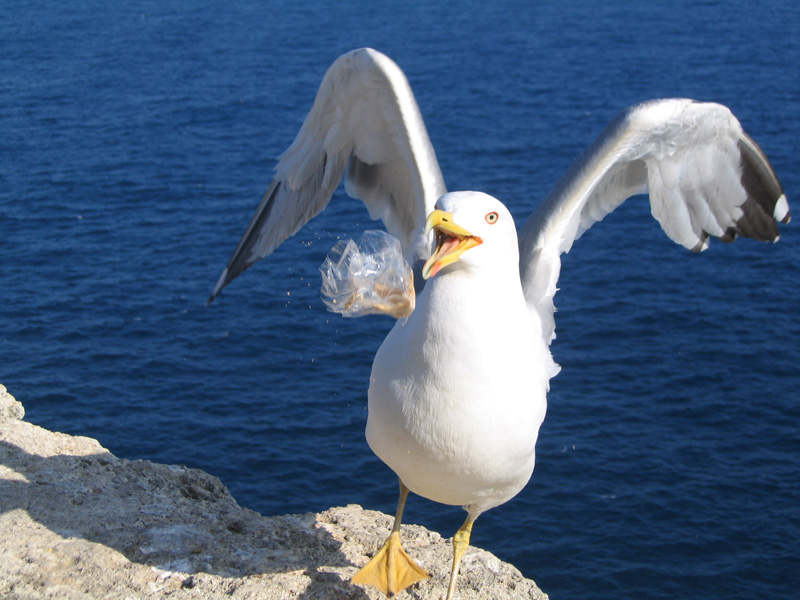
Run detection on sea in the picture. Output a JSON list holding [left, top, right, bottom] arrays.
[[2, 2, 798, 599]]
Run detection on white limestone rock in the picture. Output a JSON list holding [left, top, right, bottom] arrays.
[[0, 383, 548, 599]]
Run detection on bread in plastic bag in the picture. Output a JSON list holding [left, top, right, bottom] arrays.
[[320, 230, 415, 318]]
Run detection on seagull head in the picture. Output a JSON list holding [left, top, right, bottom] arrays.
[[422, 191, 519, 279]]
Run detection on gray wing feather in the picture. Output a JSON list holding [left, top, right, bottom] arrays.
[[209, 48, 445, 303], [519, 99, 790, 345]]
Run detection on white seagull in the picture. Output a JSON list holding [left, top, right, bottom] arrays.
[[209, 48, 789, 599]]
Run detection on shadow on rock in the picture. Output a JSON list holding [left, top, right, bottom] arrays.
[[0, 438, 367, 598]]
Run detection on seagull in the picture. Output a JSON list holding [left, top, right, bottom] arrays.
[[209, 48, 789, 599]]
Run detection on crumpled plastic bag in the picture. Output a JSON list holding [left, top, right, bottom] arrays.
[[320, 230, 415, 318]]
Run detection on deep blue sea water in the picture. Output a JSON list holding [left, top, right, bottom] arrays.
[[2, 1, 799, 599]]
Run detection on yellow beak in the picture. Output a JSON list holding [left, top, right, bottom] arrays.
[[422, 210, 483, 279]]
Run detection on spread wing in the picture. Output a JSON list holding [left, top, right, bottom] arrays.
[[519, 98, 790, 344], [209, 48, 445, 303]]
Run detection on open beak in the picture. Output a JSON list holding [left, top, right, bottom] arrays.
[[422, 210, 483, 279]]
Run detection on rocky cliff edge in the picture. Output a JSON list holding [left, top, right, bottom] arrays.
[[0, 383, 548, 599]]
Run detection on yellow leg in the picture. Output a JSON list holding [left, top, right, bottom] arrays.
[[352, 480, 430, 597], [446, 516, 475, 600]]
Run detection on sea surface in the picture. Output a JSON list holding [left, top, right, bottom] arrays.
[[2, 2, 799, 599]]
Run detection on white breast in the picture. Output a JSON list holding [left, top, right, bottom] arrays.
[[366, 269, 550, 515]]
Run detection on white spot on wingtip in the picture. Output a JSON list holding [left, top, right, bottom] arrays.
[[773, 194, 790, 223]]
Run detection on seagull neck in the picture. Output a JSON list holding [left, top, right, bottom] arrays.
[[425, 264, 523, 303]]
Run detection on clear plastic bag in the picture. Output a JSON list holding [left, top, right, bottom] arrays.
[[320, 230, 415, 318]]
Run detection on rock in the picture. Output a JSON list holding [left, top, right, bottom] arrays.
[[0, 384, 24, 420], [0, 384, 549, 599]]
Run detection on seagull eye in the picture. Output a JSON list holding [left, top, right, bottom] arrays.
[[485, 211, 499, 224]]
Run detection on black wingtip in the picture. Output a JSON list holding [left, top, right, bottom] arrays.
[[735, 132, 789, 241], [207, 267, 232, 306], [206, 180, 285, 307]]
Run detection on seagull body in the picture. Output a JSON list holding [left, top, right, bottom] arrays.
[[368, 193, 552, 515], [210, 48, 789, 598]]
